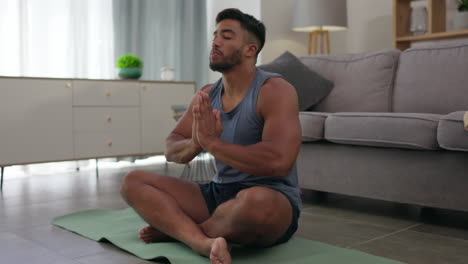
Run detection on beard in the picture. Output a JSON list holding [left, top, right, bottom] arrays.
[[209, 48, 242, 72]]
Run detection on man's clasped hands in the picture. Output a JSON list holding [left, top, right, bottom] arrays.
[[191, 91, 223, 150]]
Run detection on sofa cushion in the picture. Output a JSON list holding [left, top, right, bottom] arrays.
[[299, 49, 400, 112], [299, 112, 330, 142], [393, 39, 468, 114], [437, 111, 468, 152], [258, 51, 334, 110], [324, 112, 442, 150]]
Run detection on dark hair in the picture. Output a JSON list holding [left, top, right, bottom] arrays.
[[215, 8, 266, 57]]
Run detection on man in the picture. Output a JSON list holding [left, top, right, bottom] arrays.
[[121, 8, 301, 264]]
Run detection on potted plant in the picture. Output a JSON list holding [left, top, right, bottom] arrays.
[[454, 0, 468, 30], [116, 54, 143, 79]]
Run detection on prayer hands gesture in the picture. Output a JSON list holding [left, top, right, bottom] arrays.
[[192, 91, 223, 150]]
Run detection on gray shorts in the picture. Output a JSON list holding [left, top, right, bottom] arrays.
[[199, 179, 300, 246]]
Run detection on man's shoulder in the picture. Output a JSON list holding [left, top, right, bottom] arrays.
[[257, 76, 299, 117], [261, 77, 296, 97]]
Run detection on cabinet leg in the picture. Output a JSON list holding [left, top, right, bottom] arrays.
[[1, 167, 4, 190], [95, 159, 99, 178]]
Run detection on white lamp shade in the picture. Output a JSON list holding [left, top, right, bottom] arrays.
[[292, 0, 347, 32]]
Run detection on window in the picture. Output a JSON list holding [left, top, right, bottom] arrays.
[[0, 0, 114, 79]]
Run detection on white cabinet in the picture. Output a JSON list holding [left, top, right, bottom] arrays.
[[140, 82, 195, 154], [72, 80, 141, 159], [0, 78, 74, 165], [0, 77, 195, 166]]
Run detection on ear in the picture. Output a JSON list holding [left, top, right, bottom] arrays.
[[245, 43, 258, 58]]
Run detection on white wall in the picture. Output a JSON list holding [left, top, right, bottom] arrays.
[[261, 0, 393, 62], [206, 0, 261, 83], [261, 0, 464, 62], [261, 0, 311, 63], [345, 0, 393, 53]]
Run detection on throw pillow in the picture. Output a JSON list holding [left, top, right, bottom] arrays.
[[258, 51, 333, 111]]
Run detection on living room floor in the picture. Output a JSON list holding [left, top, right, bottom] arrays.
[[1, 158, 467, 264]]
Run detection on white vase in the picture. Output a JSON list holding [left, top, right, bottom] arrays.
[[160, 67, 175, 81], [410, 6, 428, 35], [454, 12, 468, 31]]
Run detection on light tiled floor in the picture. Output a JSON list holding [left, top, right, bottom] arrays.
[[0, 159, 467, 264]]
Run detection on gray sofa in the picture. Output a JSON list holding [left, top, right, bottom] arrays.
[[297, 39, 468, 212]]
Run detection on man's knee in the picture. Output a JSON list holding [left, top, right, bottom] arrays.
[[235, 187, 279, 228], [237, 187, 293, 245], [120, 170, 150, 201]]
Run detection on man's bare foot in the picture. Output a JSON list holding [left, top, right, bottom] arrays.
[[209, 237, 231, 264], [138, 226, 173, 243]]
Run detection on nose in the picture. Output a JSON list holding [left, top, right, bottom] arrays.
[[212, 36, 221, 48]]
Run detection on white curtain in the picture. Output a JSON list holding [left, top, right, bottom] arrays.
[[0, 0, 114, 79]]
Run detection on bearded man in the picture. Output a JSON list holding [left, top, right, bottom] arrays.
[[120, 8, 302, 264]]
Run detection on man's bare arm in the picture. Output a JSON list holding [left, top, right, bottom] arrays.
[[165, 133, 202, 164], [165, 85, 212, 164], [196, 78, 301, 177]]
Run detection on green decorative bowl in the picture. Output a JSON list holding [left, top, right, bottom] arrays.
[[118, 67, 142, 79]]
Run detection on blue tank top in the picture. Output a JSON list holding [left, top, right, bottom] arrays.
[[208, 68, 300, 204]]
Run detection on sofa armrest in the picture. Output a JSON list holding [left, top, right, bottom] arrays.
[[437, 111, 468, 152]]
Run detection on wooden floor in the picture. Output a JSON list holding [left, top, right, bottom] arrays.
[[1, 158, 467, 264]]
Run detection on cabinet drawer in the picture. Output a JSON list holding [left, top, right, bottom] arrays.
[[73, 107, 141, 158], [73, 107, 140, 132], [74, 132, 141, 158], [73, 80, 139, 106]]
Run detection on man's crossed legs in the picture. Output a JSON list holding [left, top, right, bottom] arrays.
[[120, 170, 296, 264]]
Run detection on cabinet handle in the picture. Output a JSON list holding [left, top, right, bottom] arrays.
[[107, 116, 112, 122], [66, 83, 72, 88], [107, 141, 113, 147], [106, 92, 112, 97]]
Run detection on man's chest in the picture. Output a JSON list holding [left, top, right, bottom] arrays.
[[220, 94, 262, 117]]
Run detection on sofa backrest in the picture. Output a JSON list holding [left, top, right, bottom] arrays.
[[393, 39, 468, 114], [299, 49, 400, 113]]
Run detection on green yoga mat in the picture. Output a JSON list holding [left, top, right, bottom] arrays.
[[53, 208, 405, 264]]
